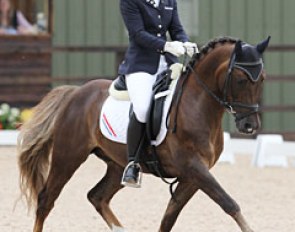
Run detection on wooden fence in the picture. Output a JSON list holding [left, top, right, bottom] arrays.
[[0, 35, 51, 107], [51, 45, 126, 84], [261, 45, 295, 111]]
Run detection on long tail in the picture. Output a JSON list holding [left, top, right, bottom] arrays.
[[18, 85, 78, 210]]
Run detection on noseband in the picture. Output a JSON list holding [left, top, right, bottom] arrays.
[[187, 50, 263, 122]]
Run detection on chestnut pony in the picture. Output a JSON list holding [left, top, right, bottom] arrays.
[[18, 36, 270, 232]]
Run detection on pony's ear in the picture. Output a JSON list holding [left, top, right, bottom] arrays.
[[256, 36, 271, 54], [234, 40, 243, 57], [228, 41, 241, 71]]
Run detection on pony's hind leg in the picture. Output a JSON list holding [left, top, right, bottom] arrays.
[[159, 182, 199, 232], [87, 160, 125, 231], [33, 149, 89, 232]]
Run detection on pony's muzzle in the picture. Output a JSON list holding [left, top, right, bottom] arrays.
[[236, 114, 261, 135]]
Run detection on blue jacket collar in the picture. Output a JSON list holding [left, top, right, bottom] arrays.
[[143, 0, 166, 9]]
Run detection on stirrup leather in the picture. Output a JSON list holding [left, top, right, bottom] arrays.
[[121, 161, 142, 188]]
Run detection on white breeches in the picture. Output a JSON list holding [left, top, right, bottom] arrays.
[[126, 56, 167, 123]]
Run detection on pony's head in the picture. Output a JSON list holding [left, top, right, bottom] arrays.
[[221, 36, 271, 134]]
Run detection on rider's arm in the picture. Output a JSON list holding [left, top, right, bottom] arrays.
[[168, 1, 189, 43]]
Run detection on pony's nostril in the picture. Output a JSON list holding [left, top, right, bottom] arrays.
[[245, 122, 252, 128], [244, 123, 253, 132]]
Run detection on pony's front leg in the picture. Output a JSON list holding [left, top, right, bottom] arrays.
[[189, 160, 254, 232], [159, 181, 199, 232]]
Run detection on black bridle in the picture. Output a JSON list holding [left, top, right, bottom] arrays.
[[186, 51, 263, 122]]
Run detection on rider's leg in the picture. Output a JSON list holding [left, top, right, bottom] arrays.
[[121, 72, 156, 187], [121, 111, 145, 187]]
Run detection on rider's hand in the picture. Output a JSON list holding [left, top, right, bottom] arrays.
[[164, 41, 185, 57], [183, 42, 199, 57]]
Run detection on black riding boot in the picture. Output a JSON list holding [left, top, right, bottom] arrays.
[[121, 112, 146, 188]]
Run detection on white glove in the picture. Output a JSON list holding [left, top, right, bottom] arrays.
[[183, 42, 199, 57], [164, 41, 185, 57]]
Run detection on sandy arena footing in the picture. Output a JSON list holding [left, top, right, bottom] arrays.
[[1, 146, 295, 232]]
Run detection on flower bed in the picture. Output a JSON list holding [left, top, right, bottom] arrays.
[[0, 103, 20, 130]]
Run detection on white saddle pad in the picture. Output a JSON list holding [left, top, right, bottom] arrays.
[[100, 78, 179, 146]]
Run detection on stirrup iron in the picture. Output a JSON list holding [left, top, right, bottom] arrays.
[[121, 161, 142, 188]]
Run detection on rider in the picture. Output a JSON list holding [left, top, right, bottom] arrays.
[[120, 0, 198, 187]]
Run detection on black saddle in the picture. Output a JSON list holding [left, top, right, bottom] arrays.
[[147, 69, 173, 141]]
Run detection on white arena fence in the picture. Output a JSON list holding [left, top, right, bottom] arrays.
[[0, 130, 294, 168], [0, 130, 19, 146], [220, 132, 295, 168]]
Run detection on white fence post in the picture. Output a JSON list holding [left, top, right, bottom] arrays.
[[219, 132, 235, 164], [0, 130, 19, 146], [252, 134, 288, 168]]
